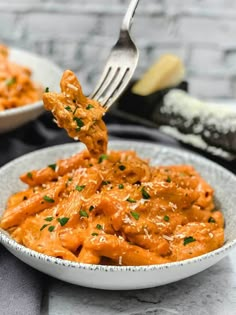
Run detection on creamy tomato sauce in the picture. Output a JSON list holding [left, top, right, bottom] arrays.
[[0, 70, 224, 266], [0, 150, 224, 265]]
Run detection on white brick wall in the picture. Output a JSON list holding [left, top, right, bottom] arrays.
[[1, 0, 236, 98]]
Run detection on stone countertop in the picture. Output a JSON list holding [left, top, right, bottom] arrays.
[[42, 249, 236, 315]]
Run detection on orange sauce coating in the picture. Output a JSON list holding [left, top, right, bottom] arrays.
[[0, 70, 224, 266], [0, 150, 224, 265]]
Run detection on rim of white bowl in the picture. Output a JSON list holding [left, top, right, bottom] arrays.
[[0, 47, 62, 118], [0, 140, 236, 272]]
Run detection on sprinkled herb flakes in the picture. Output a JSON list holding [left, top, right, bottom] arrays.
[[119, 165, 126, 171], [183, 236, 196, 246], [27, 172, 33, 179], [79, 210, 88, 218], [96, 224, 103, 230], [126, 197, 136, 203], [45, 216, 54, 222], [141, 187, 150, 200], [65, 106, 72, 112], [75, 185, 86, 192], [102, 180, 110, 186], [130, 211, 140, 220], [43, 195, 55, 203], [48, 226, 55, 232], [86, 104, 94, 110], [98, 154, 108, 163], [164, 215, 169, 222], [48, 164, 57, 171], [5, 77, 16, 86], [89, 205, 95, 212], [208, 217, 216, 223], [73, 117, 84, 131], [57, 217, 69, 226], [40, 224, 49, 231]]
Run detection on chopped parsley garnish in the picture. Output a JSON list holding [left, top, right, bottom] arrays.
[[183, 236, 196, 246], [79, 210, 88, 218], [89, 205, 95, 212], [5, 77, 16, 86], [164, 215, 169, 222], [65, 106, 72, 112], [166, 176, 172, 183], [43, 195, 55, 203], [102, 180, 110, 186], [141, 187, 150, 199], [40, 224, 49, 231], [73, 106, 79, 115], [118, 184, 124, 189], [48, 163, 57, 171], [98, 154, 108, 163], [96, 224, 103, 230], [68, 177, 73, 181], [45, 216, 54, 222], [75, 185, 86, 192], [57, 217, 69, 226], [45, 87, 49, 93], [119, 165, 126, 171], [130, 211, 140, 220], [91, 232, 98, 236], [27, 172, 33, 179], [73, 117, 84, 131], [48, 225, 55, 232], [86, 104, 94, 110], [208, 217, 216, 223], [126, 197, 136, 203]]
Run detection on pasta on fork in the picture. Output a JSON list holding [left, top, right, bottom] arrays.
[[43, 70, 107, 157], [0, 71, 225, 266]]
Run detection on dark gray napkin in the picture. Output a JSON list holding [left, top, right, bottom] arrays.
[[0, 245, 45, 315]]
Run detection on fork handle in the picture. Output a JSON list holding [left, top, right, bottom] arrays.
[[121, 0, 140, 32]]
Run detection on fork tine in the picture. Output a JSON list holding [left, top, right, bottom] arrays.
[[101, 67, 129, 106], [90, 66, 112, 99], [105, 70, 134, 109], [92, 67, 119, 101], [90, 0, 140, 108]]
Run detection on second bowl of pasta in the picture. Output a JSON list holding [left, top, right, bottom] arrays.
[[0, 46, 62, 133]]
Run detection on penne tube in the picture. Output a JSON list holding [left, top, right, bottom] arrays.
[[0, 179, 65, 229]]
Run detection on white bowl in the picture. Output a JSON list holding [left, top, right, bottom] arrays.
[[0, 140, 236, 290], [0, 48, 62, 133]]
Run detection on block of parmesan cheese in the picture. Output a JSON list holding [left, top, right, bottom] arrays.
[[132, 54, 185, 96]]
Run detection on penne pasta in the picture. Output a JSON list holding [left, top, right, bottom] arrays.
[[0, 70, 225, 266]]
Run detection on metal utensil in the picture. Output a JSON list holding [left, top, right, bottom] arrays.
[[90, 0, 140, 110]]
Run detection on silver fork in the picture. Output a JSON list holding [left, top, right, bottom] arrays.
[[90, 0, 140, 110]]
